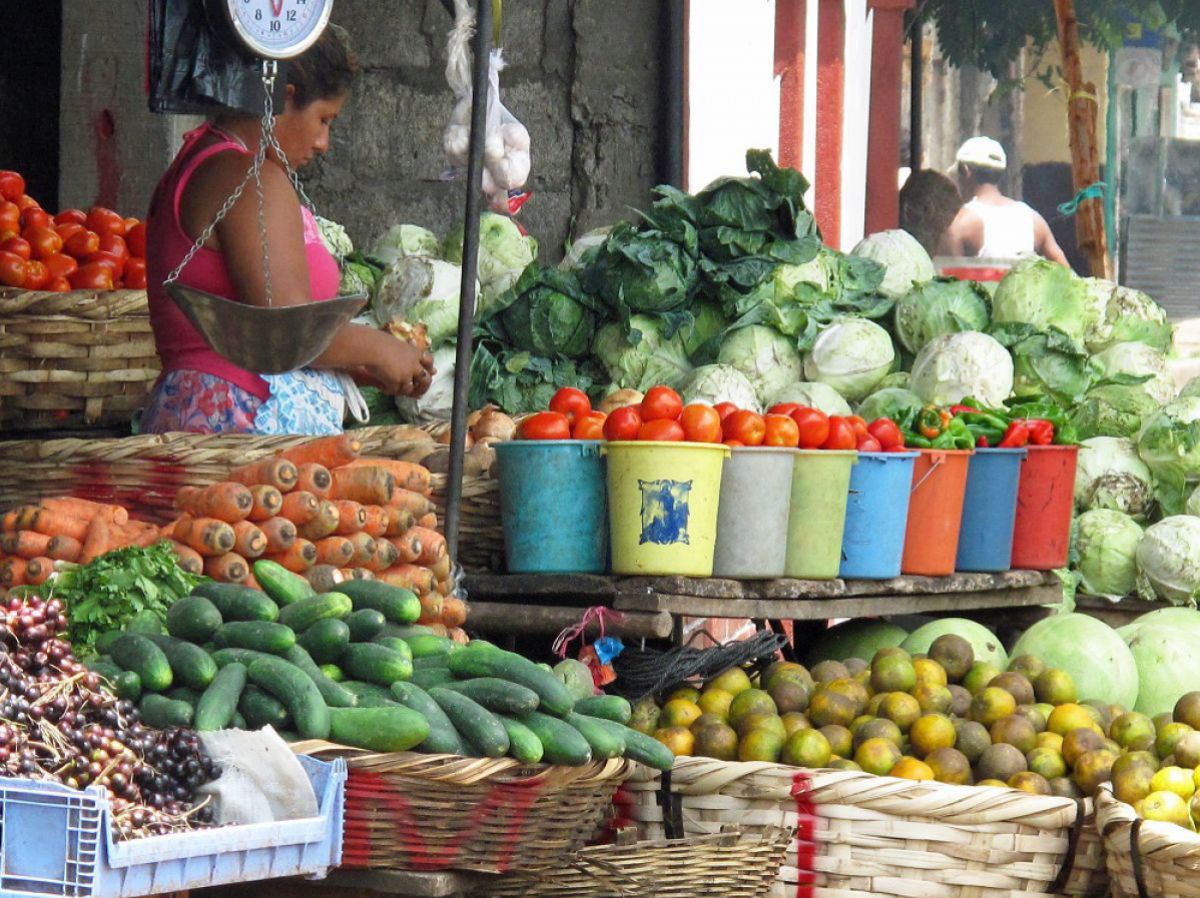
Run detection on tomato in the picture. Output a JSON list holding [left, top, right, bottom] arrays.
[[822, 416, 857, 451], [64, 229, 100, 259], [519, 411, 571, 440], [0, 252, 28, 288], [641, 385, 683, 422], [714, 402, 739, 423], [46, 276, 71, 292], [86, 206, 126, 238], [767, 402, 800, 417], [123, 217, 141, 234], [866, 418, 904, 451], [857, 435, 883, 452], [572, 413, 606, 440], [54, 209, 87, 226], [790, 407, 830, 449], [723, 439, 744, 447], [724, 410, 766, 446], [846, 415, 869, 439], [680, 403, 722, 443], [549, 387, 591, 424], [0, 201, 19, 234], [68, 263, 115, 291], [0, 236, 30, 260], [22, 225, 62, 260], [23, 260, 49, 290], [763, 414, 800, 447], [125, 221, 147, 258], [123, 256, 148, 289], [638, 419, 686, 441], [97, 232, 129, 264], [0, 171, 24, 203], [19, 205, 50, 231], [603, 405, 643, 441], [43, 254, 78, 280], [55, 221, 85, 241], [86, 252, 126, 278]]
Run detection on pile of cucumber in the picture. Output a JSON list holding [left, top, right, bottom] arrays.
[[86, 560, 673, 771]]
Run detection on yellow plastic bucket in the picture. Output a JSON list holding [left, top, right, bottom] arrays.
[[603, 441, 731, 576]]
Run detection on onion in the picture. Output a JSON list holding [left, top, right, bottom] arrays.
[[598, 389, 643, 415], [468, 437, 499, 475], [471, 408, 516, 442]]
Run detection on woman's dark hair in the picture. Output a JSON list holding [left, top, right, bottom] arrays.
[[287, 24, 358, 107]]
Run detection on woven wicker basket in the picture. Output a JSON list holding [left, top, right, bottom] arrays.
[[1096, 781, 1200, 897], [0, 287, 159, 431], [625, 758, 1106, 898], [293, 743, 634, 874], [470, 826, 792, 898]]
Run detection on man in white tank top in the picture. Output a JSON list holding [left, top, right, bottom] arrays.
[[941, 137, 1070, 267]]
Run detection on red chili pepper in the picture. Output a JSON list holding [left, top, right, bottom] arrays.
[[976, 435, 990, 448], [1026, 418, 1055, 445], [998, 420, 1030, 448], [949, 404, 980, 416]]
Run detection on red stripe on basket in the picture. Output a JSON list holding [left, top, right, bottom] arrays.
[[791, 770, 818, 898]]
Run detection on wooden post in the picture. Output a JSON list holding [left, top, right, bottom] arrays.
[[815, 0, 846, 247], [865, 0, 915, 235], [775, 0, 808, 172], [1053, 0, 1111, 278]]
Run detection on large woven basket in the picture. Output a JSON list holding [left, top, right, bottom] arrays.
[[470, 826, 791, 898], [293, 743, 634, 874], [626, 758, 1105, 898], [0, 426, 505, 572], [1095, 781, 1200, 897], [0, 287, 159, 431]]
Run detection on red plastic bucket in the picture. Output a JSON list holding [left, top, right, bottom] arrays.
[[1010, 444, 1079, 570], [902, 449, 973, 576]]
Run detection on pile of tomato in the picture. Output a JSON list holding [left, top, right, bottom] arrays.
[[518, 386, 907, 452], [0, 170, 147, 292]]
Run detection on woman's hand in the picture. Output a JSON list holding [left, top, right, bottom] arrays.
[[363, 330, 435, 397]]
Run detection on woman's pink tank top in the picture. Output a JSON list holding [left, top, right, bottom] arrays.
[[146, 123, 342, 399]]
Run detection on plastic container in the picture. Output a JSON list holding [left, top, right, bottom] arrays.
[[785, 450, 857, 580], [495, 440, 607, 574], [604, 441, 730, 577], [713, 447, 797, 579], [902, 449, 973, 576], [0, 755, 345, 898], [839, 452, 918, 580], [955, 448, 1026, 572], [1011, 444, 1080, 570]]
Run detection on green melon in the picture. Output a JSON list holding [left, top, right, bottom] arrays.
[[1118, 606, 1200, 643], [1011, 613, 1138, 710], [1125, 615, 1200, 717], [804, 619, 909, 665], [900, 619, 1008, 668]]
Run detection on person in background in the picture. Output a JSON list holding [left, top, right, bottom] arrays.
[[941, 137, 1069, 267], [900, 169, 963, 257]]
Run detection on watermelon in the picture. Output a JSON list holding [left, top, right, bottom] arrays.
[[1125, 613, 1200, 717], [900, 618, 1008, 669], [1011, 613, 1138, 710], [1117, 606, 1200, 643], [803, 620, 909, 665]]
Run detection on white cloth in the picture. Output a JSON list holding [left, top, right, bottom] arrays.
[[966, 199, 1037, 259], [198, 728, 319, 825]]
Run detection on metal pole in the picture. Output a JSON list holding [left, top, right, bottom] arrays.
[[444, 0, 493, 561], [910, 9, 923, 170], [662, 0, 686, 187]]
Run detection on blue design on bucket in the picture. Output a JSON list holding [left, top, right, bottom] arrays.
[[639, 479, 692, 545]]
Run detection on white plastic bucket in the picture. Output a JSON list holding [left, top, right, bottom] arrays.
[[713, 447, 796, 579]]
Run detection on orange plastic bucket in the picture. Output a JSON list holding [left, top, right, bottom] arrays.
[[1011, 444, 1080, 570], [902, 449, 973, 576]]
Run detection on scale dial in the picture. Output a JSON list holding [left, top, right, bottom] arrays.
[[224, 0, 334, 59]]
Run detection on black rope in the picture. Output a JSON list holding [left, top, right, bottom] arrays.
[[611, 628, 788, 700], [1130, 818, 1149, 898], [1047, 798, 1087, 894]]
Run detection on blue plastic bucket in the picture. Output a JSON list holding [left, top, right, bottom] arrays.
[[839, 451, 918, 580], [956, 447, 1026, 572], [495, 440, 607, 574]]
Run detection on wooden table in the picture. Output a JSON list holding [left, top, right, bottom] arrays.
[[195, 869, 484, 898]]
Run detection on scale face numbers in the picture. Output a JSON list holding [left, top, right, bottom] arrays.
[[224, 0, 334, 59]]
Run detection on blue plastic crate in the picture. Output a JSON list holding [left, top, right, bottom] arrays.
[[0, 754, 345, 897]]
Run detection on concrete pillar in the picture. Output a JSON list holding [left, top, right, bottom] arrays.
[[865, 0, 914, 235], [815, 0, 846, 246], [775, 0, 808, 173]]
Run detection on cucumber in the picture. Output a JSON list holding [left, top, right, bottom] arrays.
[[519, 711, 592, 766], [238, 685, 290, 729], [144, 634, 218, 690], [283, 645, 357, 708], [167, 686, 202, 707], [413, 655, 450, 671], [496, 715, 545, 764], [111, 634, 173, 692], [94, 631, 124, 656], [253, 559, 315, 606], [247, 656, 330, 740], [341, 643, 412, 686], [278, 592, 353, 633], [166, 595, 223, 643], [390, 682, 466, 755], [449, 647, 574, 716], [195, 662, 247, 731], [337, 580, 421, 624], [297, 618, 351, 664], [443, 678, 539, 716], [574, 695, 632, 725], [139, 693, 193, 728], [378, 623, 435, 640], [231, 711, 248, 729], [404, 634, 454, 660], [342, 680, 401, 708], [619, 725, 676, 772], [328, 706, 430, 752], [212, 647, 276, 669], [319, 664, 345, 682], [126, 609, 165, 636], [114, 671, 142, 701], [373, 637, 417, 664], [86, 659, 123, 683], [411, 667, 455, 690], [429, 688, 510, 758], [565, 711, 625, 760], [344, 608, 387, 642], [192, 582, 280, 622], [214, 621, 296, 654]]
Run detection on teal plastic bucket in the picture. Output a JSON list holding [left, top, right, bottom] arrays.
[[839, 451, 918, 580], [494, 440, 607, 574], [956, 448, 1026, 572]]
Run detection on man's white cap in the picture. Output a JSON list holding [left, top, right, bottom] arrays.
[[956, 137, 1007, 170]]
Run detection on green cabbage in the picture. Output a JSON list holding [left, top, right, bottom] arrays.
[[856, 388, 923, 424], [850, 229, 935, 299], [802, 318, 894, 401], [1068, 382, 1162, 441], [893, 278, 991, 354], [591, 316, 693, 392], [1090, 342, 1175, 406], [491, 266, 596, 359], [1072, 509, 1143, 600], [769, 381, 853, 416], [1096, 284, 1172, 353], [679, 301, 730, 361], [372, 258, 474, 347], [1136, 515, 1200, 605], [1074, 436, 1156, 520], [717, 325, 803, 405], [315, 215, 353, 258], [680, 364, 760, 411], [991, 258, 1096, 345], [581, 221, 698, 316], [992, 324, 1091, 405], [444, 213, 538, 305], [1137, 397, 1200, 515], [909, 331, 1013, 407], [560, 226, 613, 271], [371, 224, 441, 264]]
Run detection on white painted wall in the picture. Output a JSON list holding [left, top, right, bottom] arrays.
[[841, 0, 873, 247]]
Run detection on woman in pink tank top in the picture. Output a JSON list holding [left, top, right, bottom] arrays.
[[142, 25, 433, 435]]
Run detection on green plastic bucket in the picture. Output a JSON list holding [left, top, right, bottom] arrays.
[[785, 450, 858, 579], [713, 447, 797, 579], [603, 441, 730, 577]]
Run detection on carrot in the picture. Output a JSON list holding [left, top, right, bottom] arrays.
[[389, 532, 423, 564], [305, 564, 344, 593], [361, 506, 388, 539], [226, 458, 298, 493], [384, 509, 416, 538], [349, 568, 376, 581], [46, 535, 82, 563], [263, 540, 317, 573], [260, 517, 297, 554], [116, 522, 162, 549], [408, 526, 447, 566], [437, 578, 454, 597], [278, 435, 361, 470], [173, 516, 236, 557], [232, 521, 267, 559], [0, 531, 52, 559], [176, 482, 254, 523], [248, 485, 284, 522], [379, 564, 434, 595], [167, 541, 204, 575], [430, 552, 452, 583], [346, 532, 377, 567], [24, 557, 54, 587], [417, 512, 438, 530], [279, 491, 320, 525], [0, 558, 28, 588], [417, 592, 444, 624], [244, 571, 262, 590], [365, 539, 398, 572], [329, 467, 395, 506], [388, 488, 435, 517], [297, 501, 340, 541], [38, 496, 109, 516], [10, 507, 40, 531], [28, 508, 89, 542], [329, 500, 366, 536], [0, 510, 20, 532], [79, 510, 116, 564], [340, 459, 430, 494], [296, 464, 333, 499], [440, 596, 468, 629], [448, 627, 469, 645], [314, 537, 355, 568], [205, 552, 249, 583]]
